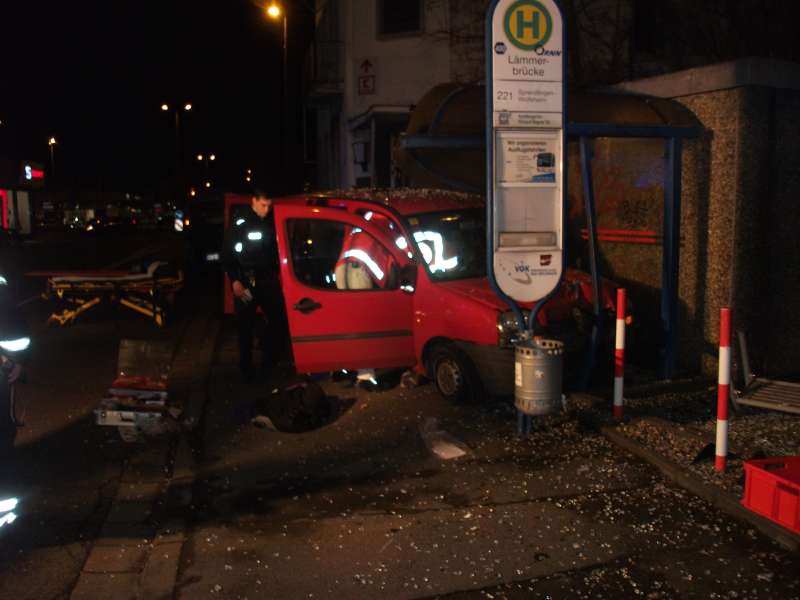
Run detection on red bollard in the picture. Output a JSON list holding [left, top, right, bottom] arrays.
[[715, 307, 732, 471], [613, 288, 626, 420]]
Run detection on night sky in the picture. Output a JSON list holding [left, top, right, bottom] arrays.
[[0, 1, 312, 195]]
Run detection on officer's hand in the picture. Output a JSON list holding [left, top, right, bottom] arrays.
[[232, 280, 247, 299]]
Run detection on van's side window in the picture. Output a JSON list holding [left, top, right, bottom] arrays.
[[287, 219, 398, 291]]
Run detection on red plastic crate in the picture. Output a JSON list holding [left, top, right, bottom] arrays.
[[741, 456, 800, 534]]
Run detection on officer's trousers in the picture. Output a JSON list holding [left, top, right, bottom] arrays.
[[234, 281, 289, 375]]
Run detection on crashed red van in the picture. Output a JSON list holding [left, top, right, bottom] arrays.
[[225, 190, 619, 401]]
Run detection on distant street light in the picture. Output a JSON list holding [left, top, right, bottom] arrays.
[[267, 2, 289, 182], [204, 181, 211, 189], [48, 136, 57, 177], [197, 152, 217, 181], [160, 102, 193, 175]]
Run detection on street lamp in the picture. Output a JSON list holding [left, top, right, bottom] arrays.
[[266, 2, 289, 181], [160, 102, 193, 175], [197, 152, 217, 182], [48, 136, 57, 177]]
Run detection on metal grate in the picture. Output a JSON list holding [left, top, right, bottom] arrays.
[[737, 378, 800, 415]]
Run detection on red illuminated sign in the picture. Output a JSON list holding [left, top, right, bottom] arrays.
[[20, 161, 46, 188], [24, 165, 44, 180]]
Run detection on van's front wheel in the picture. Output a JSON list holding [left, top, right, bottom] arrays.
[[430, 344, 482, 404]]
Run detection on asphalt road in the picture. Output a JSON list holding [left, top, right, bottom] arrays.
[[0, 230, 199, 600], [173, 328, 800, 600]]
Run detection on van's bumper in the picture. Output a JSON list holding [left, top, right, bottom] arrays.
[[453, 342, 514, 397]]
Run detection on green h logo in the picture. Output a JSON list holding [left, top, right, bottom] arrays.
[[516, 9, 540, 39], [504, 0, 552, 51]]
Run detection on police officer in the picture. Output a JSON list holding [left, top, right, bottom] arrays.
[[223, 193, 287, 382]]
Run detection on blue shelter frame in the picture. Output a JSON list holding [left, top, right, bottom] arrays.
[[569, 123, 698, 380]]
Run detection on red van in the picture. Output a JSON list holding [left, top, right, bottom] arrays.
[[225, 190, 619, 402]]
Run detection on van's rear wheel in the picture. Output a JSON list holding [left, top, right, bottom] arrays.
[[430, 344, 482, 404]]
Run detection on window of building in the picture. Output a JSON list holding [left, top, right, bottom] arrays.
[[377, 0, 423, 37]]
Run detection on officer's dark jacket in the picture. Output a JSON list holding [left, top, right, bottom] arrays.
[[222, 208, 279, 286]]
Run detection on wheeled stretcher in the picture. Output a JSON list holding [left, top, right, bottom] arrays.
[[33, 262, 183, 327]]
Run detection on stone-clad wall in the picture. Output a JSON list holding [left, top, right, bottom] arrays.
[[619, 60, 800, 378], [679, 87, 800, 378], [680, 89, 747, 376]]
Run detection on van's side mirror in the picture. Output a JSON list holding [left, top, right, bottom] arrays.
[[398, 264, 417, 293]]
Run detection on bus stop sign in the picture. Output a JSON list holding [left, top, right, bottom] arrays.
[[487, 0, 565, 304]]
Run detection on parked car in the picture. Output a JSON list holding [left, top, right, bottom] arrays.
[[226, 189, 622, 402]]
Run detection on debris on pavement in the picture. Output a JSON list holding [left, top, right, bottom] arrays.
[[610, 386, 800, 498], [419, 416, 470, 459]]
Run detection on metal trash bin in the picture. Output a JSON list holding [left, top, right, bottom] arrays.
[[514, 338, 564, 416]]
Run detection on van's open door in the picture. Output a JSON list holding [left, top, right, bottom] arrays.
[[274, 205, 416, 373]]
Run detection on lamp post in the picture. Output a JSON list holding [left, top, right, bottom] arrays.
[[267, 3, 289, 185], [161, 102, 192, 176], [196, 152, 216, 188], [48, 136, 57, 178]]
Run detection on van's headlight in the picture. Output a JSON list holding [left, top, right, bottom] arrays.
[[497, 311, 529, 348], [0, 337, 30, 352]]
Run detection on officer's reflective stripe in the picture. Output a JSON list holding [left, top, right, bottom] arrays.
[[235, 218, 245, 226], [247, 231, 263, 241], [293, 330, 412, 343], [234, 242, 243, 253], [343, 249, 384, 280]]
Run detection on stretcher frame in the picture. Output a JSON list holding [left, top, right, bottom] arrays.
[[40, 264, 183, 327]]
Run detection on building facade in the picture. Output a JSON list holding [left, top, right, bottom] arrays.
[[305, 0, 489, 190]]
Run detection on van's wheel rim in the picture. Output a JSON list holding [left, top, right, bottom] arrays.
[[436, 359, 462, 397]]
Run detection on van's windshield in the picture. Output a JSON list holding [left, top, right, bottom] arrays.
[[406, 209, 486, 282]]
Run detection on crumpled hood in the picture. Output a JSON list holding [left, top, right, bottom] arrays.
[[435, 278, 513, 312], [432, 269, 619, 314]]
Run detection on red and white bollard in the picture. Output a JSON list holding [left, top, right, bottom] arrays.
[[613, 288, 626, 420], [715, 307, 732, 471]]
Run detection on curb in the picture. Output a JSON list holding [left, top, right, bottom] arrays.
[[598, 421, 800, 553], [69, 315, 221, 600], [139, 315, 221, 599]]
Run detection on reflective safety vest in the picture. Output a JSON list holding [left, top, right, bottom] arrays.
[[334, 227, 394, 290]]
